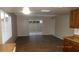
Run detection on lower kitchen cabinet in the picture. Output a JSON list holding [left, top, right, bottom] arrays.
[[64, 38, 79, 52]]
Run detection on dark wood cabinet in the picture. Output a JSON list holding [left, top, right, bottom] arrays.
[[70, 9, 79, 28], [64, 39, 73, 52], [72, 41, 79, 51], [64, 38, 79, 52]]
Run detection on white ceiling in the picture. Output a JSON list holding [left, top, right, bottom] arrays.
[[0, 7, 77, 16]]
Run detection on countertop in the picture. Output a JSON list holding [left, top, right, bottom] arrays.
[[64, 35, 79, 43]]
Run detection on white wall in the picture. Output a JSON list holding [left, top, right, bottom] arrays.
[[2, 14, 12, 44], [10, 13, 17, 41], [55, 14, 74, 39], [0, 21, 2, 44], [42, 17, 55, 35], [0, 12, 2, 44], [17, 14, 74, 39], [0, 11, 17, 44], [0, 11, 12, 44], [17, 15, 29, 36], [17, 15, 55, 36], [74, 29, 79, 35]]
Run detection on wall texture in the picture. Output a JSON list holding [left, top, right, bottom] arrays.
[[55, 14, 74, 39], [17, 15, 55, 36]]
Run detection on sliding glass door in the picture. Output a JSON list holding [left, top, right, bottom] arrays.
[[28, 20, 43, 36]]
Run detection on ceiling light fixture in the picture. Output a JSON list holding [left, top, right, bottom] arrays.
[[41, 10, 51, 12], [22, 7, 31, 15]]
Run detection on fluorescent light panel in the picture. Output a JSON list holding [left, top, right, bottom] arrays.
[[41, 10, 51, 12]]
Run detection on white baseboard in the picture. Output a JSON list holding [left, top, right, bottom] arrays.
[[17, 34, 54, 36], [53, 35, 63, 40]]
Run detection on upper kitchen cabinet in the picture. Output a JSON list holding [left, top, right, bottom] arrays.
[[70, 9, 79, 28]]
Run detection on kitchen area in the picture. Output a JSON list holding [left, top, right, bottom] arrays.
[[64, 8, 79, 52]]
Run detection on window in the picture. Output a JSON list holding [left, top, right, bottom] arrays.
[[29, 20, 43, 24]]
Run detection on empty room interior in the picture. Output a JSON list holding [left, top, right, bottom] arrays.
[[0, 7, 79, 52]]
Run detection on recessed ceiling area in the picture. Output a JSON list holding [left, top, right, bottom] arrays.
[[0, 7, 77, 16]]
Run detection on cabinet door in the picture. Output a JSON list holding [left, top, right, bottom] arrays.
[[75, 10, 79, 28], [70, 10, 76, 28], [70, 9, 79, 28], [72, 41, 79, 52], [64, 39, 73, 52]]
